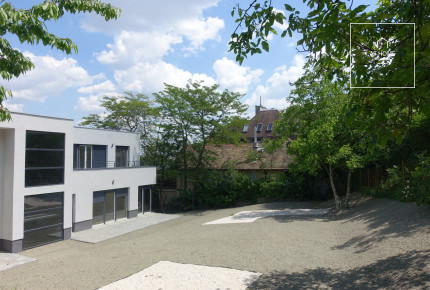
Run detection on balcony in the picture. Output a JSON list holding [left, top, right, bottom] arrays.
[[73, 160, 145, 170]]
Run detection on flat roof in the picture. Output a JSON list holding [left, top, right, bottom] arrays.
[[11, 111, 74, 122], [74, 126, 140, 135]]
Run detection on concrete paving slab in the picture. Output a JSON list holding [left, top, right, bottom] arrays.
[[203, 208, 331, 225], [0, 253, 36, 272], [99, 261, 262, 290], [71, 212, 181, 243]]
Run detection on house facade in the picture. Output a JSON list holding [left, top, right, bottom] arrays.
[[0, 112, 156, 252]]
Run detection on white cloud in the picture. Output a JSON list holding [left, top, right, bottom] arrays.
[[178, 16, 225, 52], [114, 61, 216, 94], [75, 81, 120, 112], [75, 95, 104, 112], [96, 31, 183, 66], [84, 0, 224, 94], [7, 52, 99, 102], [213, 57, 263, 94], [246, 54, 305, 112], [83, 0, 224, 54], [81, 0, 221, 35], [78, 80, 117, 94], [3, 102, 24, 112]]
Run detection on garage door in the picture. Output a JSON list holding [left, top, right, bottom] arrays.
[[23, 192, 64, 250]]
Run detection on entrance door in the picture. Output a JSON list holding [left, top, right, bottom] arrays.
[[93, 192, 105, 225], [105, 191, 115, 223], [116, 194, 127, 220], [138, 186, 152, 214], [93, 189, 127, 225]]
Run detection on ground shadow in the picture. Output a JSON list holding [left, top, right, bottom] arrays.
[[247, 250, 430, 289], [261, 193, 430, 254], [330, 195, 430, 253]]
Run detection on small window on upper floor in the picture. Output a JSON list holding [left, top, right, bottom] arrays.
[[267, 123, 273, 131], [243, 124, 249, 133], [256, 123, 263, 132]]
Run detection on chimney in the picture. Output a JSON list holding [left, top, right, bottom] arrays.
[[255, 96, 266, 115]]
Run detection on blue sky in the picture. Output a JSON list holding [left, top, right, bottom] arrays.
[[5, 0, 376, 122]]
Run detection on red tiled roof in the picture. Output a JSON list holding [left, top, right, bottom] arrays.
[[242, 109, 280, 142], [205, 143, 291, 170]]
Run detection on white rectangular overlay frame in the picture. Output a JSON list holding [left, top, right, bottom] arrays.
[[349, 23, 415, 89]]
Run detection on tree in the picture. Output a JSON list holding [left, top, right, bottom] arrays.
[[0, 0, 121, 121], [80, 92, 156, 149], [276, 70, 368, 208], [230, 0, 430, 146], [154, 80, 247, 208]]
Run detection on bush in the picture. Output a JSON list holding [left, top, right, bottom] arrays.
[[362, 154, 430, 205]]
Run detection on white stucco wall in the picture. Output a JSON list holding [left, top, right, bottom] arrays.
[[0, 113, 74, 240], [73, 127, 141, 164], [0, 129, 4, 239], [0, 112, 156, 245], [72, 166, 156, 222]]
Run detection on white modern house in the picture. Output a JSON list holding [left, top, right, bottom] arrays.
[[0, 112, 156, 252]]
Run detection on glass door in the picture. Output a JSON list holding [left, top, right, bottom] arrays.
[[105, 191, 115, 223], [115, 194, 127, 220], [93, 192, 105, 225]]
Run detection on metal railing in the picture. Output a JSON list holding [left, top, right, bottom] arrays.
[[73, 160, 143, 170]]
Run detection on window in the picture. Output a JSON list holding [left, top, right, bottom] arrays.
[[256, 123, 263, 132], [25, 131, 64, 187], [267, 123, 273, 131], [73, 145, 107, 169], [115, 146, 129, 167], [242, 124, 249, 133], [23, 192, 63, 249]]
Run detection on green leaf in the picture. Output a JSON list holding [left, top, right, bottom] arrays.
[[284, 4, 294, 12], [262, 41, 269, 52]]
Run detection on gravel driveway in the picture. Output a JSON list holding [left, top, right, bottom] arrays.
[[0, 193, 429, 289]]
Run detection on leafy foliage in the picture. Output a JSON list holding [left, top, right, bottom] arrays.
[[154, 80, 248, 208], [0, 0, 121, 121], [230, 0, 430, 146]]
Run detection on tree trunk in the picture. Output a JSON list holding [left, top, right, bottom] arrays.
[[345, 169, 352, 208], [328, 163, 342, 209]]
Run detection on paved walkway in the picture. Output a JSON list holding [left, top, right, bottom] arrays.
[[0, 212, 180, 273], [71, 212, 181, 243], [0, 253, 35, 272]]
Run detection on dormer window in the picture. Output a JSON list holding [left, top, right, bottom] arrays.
[[243, 124, 249, 133], [267, 123, 273, 131], [256, 123, 263, 132]]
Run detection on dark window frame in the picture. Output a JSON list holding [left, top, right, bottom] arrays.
[[267, 123, 273, 131], [256, 123, 263, 132], [242, 124, 249, 133], [25, 131, 65, 187]]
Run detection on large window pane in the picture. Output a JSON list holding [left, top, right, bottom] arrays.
[[24, 208, 63, 231], [25, 168, 64, 187], [25, 150, 64, 168], [93, 192, 105, 225], [116, 195, 127, 220], [24, 192, 63, 211], [25, 131, 64, 187], [105, 191, 115, 222], [26, 131, 64, 149], [115, 146, 129, 167], [23, 225, 63, 250], [23, 192, 64, 250], [92, 145, 107, 168]]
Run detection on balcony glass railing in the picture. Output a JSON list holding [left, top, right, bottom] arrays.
[[73, 160, 143, 170]]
